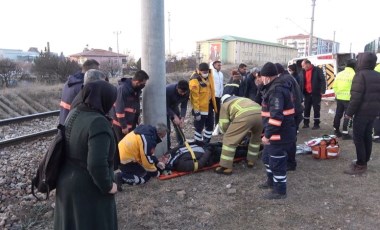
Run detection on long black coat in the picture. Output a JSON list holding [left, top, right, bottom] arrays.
[[54, 108, 117, 230], [346, 52, 380, 118]]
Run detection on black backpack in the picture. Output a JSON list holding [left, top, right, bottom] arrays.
[[31, 124, 66, 200]]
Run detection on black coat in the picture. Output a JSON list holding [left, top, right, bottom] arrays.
[[301, 65, 326, 95], [346, 52, 380, 118]]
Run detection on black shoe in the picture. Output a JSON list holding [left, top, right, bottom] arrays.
[[312, 125, 320, 130], [302, 124, 309, 128], [263, 192, 287, 200], [334, 130, 342, 138], [342, 134, 352, 140], [115, 172, 123, 192], [258, 182, 273, 189]]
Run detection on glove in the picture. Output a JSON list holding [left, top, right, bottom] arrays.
[[194, 111, 201, 121]]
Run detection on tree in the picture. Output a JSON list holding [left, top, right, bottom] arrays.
[[0, 59, 22, 88], [99, 59, 119, 78], [32, 52, 80, 83]]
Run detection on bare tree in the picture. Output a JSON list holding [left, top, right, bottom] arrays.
[[0, 59, 22, 88]]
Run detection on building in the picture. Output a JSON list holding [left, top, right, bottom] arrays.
[[0, 48, 40, 61], [364, 37, 380, 53], [196, 35, 297, 66], [278, 34, 339, 57], [69, 48, 127, 68]]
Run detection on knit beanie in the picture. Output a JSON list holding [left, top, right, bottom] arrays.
[[261, 62, 278, 77], [275, 63, 285, 74], [198, 63, 209, 71]]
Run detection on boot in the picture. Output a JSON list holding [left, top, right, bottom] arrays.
[[115, 172, 123, 192], [334, 129, 342, 138], [215, 166, 232, 175], [247, 160, 255, 168], [312, 124, 320, 130], [344, 163, 367, 175]]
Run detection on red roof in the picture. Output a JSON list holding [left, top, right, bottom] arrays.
[[69, 49, 127, 58]]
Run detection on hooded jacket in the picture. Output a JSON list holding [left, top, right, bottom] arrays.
[[59, 71, 84, 125], [118, 125, 161, 172], [261, 77, 296, 144], [346, 52, 380, 118]]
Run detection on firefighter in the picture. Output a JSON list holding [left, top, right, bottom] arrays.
[[189, 63, 217, 144], [259, 62, 296, 199], [215, 95, 262, 175]]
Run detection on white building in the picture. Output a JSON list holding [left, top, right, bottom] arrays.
[[196, 35, 297, 66]]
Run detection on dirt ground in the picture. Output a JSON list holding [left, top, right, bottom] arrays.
[[113, 100, 380, 230], [3, 82, 380, 229]]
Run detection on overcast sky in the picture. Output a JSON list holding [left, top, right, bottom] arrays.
[[1, 0, 378, 58]]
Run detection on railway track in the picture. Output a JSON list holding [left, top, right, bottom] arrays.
[[0, 110, 59, 147]]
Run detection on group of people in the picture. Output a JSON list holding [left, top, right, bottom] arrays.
[[53, 51, 380, 228]]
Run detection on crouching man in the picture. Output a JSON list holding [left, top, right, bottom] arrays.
[[215, 94, 262, 175], [115, 123, 167, 189]]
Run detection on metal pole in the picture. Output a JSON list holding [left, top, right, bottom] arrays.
[[114, 31, 122, 76], [308, 0, 316, 56], [141, 0, 167, 156], [168, 12, 171, 56]]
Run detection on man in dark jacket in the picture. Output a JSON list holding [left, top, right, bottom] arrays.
[[344, 52, 380, 175], [275, 63, 303, 171], [301, 59, 326, 129], [58, 59, 99, 125], [166, 80, 189, 149], [259, 62, 296, 199], [110, 70, 149, 142]]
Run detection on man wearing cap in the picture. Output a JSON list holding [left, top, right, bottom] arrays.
[[189, 63, 218, 144], [259, 62, 296, 199], [215, 95, 262, 175]]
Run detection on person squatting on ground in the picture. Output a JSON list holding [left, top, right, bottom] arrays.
[[58, 59, 99, 125], [166, 80, 190, 149], [275, 63, 303, 171], [344, 52, 380, 175], [301, 59, 326, 129], [212, 61, 224, 126], [259, 62, 296, 199], [215, 95, 262, 175], [332, 59, 356, 140], [189, 63, 218, 144], [116, 123, 167, 187], [54, 80, 118, 230]]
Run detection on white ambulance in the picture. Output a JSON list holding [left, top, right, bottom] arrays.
[[288, 53, 355, 100]]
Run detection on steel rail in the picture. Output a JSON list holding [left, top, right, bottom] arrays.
[[0, 110, 59, 126], [0, 129, 57, 148]]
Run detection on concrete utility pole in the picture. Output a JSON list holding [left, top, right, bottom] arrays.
[[308, 0, 316, 56], [141, 0, 167, 156], [113, 31, 122, 75], [168, 11, 171, 56]]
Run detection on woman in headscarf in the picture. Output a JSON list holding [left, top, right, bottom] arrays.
[[54, 80, 119, 230]]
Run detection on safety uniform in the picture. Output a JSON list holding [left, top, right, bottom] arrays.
[[189, 70, 217, 143], [333, 66, 355, 134], [109, 78, 141, 141], [118, 125, 161, 185], [59, 72, 84, 125], [218, 96, 262, 169], [261, 77, 296, 195]]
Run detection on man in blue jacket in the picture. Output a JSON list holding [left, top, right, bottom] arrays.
[[58, 59, 99, 125], [259, 62, 296, 199], [166, 80, 189, 149]]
